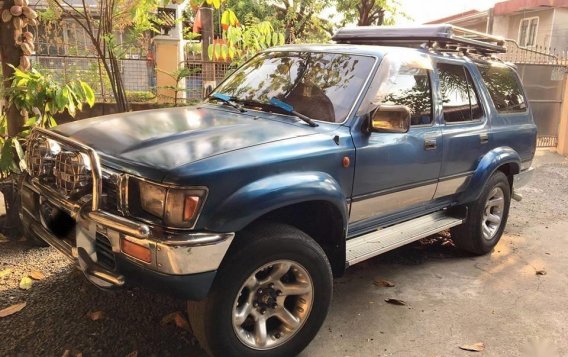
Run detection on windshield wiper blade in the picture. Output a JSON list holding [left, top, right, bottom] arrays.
[[269, 97, 318, 127], [209, 93, 246, 112]]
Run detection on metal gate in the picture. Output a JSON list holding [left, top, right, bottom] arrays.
[[516, 64, 566, 147], [500, 41, 567, 147]]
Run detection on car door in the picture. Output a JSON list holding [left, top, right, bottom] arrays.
[[350, 52, 443, 227], [433, 59, 490, 199]]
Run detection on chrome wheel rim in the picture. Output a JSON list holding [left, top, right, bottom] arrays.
[[482, 187, 505, 241], [232, 260, 314, 350]]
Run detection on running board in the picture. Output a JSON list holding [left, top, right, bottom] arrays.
[[346, 210, 464, 266]]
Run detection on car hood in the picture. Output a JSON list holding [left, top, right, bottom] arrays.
[[54, 105, 318, 175]]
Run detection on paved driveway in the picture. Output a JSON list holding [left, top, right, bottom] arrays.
[[1, 149, 567, 357]]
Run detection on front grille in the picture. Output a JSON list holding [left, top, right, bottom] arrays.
[[102, 174, 121, 212], [95, 233, 116, 270]]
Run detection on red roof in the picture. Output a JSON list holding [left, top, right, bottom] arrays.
[[494, 0, 568, 15]]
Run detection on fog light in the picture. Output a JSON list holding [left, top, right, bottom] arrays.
[[121, 238, 152, 263]]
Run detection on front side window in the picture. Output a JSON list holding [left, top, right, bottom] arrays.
[[437, 63, 483, 123], [477, 64, 527, 113], [360, 51, 433, 126], [212, 51, 376, 123]]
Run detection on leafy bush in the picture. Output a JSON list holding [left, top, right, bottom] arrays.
[[0, 66, 95, 176], [125, 90, 156, 103]]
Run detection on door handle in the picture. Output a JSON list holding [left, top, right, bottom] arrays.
[[480, 133, 489, 144], [424, 137, 437, 150]]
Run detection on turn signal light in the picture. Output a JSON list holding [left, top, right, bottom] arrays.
[[183, 195, 200, 221], [121, 239, 152, 263]]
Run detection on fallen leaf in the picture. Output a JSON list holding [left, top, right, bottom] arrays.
[[126, 351, 138, 357], [29, 271, 46, 280], [374, 279, 395, 287], [160, 312, 178, 326], [536, 270, 546, 276], [0, 302, 27, 318], [0, 268, 12, 278], [87, 310, 104, 321], [19, 276, 33, 290], [61, 350, 70, 357], [161, 311, 192, 333], [174, 313, 191, 332], [459, 342, 485, 352], [384, 298, 406, 306]]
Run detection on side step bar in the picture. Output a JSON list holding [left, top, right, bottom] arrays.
[[346, 210, 465, 267]]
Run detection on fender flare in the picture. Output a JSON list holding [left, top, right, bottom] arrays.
[[205, 171, 348, 233], [459, 146, 521, 204]]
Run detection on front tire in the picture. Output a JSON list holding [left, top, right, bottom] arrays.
[[188, 222, 333, 357], [451, 171, 511, 255]]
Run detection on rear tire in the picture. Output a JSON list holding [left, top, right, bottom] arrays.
[[188, 222, 333, 357], [451, 171, 511, 255]]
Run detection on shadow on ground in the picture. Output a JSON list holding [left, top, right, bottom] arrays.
[[0, 234, 461, 357]]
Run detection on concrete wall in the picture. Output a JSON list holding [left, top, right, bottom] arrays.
[[557, 78, 568, 156], [493, 8, 555, 46], [551, 8, 568, 50]]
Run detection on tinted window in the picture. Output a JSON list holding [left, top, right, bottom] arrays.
[[213, 52, 375, 123], [438, 63, 483, 122], [380, 66, 433, 125], [477, 64, 527, 113], [465, 69, 483, 120]]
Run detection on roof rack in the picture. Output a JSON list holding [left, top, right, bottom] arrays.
[[332, 24, 507, 55]]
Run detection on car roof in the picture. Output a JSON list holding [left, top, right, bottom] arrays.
[[264, 43, 508, 67], [266, 44, 391, 58]]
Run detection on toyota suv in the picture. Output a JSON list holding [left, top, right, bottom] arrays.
[[21, 25, 536, 357]]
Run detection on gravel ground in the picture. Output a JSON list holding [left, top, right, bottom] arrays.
[[1, 149, 567, 357]]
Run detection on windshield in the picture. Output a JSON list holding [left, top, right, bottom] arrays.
[[212, 51, 376, 123]]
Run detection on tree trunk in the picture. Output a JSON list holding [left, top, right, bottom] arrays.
[[0, 0, 24, 239]]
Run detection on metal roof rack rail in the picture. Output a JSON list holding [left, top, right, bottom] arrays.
[[332, 24, 507, 54]]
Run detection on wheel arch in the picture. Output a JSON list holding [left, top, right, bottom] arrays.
[[459, 146, 520, 204], [246, 200, 347, 277], [206, 172, 348, 277]]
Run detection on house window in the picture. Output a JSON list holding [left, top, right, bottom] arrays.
[[519, 17, 538, 47]]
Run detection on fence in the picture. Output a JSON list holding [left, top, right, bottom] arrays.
[[184, 60, 232, 100], [31, 54, 154, 102], [499, 41, 568, 148]]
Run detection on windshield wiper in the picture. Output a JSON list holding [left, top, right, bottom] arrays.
[[269, 97, 318, 127], [209, 93, 246, 112]]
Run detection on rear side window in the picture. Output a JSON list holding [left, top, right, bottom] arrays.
[[477, 64, 527, 113], [437, 63, 483, 123]]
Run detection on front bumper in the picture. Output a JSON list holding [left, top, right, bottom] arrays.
[[21, 180, 234, 300]]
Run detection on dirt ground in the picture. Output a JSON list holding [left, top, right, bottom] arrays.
[[0, 149, 567, 357]]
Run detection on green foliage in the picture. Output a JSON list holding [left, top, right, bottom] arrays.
[[126, 90, 156, 103], [0, 67, 95, 176], [157, 67, 198, 106], [203, 0, 227, 9], [335, 0, 409, 26], [209, 20, 285, 64]]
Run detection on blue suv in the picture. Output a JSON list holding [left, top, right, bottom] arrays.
[[21, 25, 536, 356]]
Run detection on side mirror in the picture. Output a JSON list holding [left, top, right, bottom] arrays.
[[368, 105, 411, 133]]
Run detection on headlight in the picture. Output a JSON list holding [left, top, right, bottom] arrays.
[[133, 179, 207, 228]]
